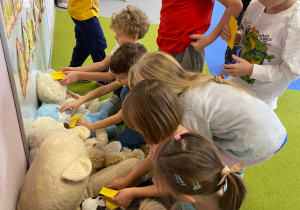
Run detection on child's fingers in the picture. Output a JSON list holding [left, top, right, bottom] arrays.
[[222, 67, 239, 76], [232, 54, 244, 63], [59, 104, 68, 113]]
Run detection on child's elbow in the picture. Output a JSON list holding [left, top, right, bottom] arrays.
[[231, 0, 243, 16]]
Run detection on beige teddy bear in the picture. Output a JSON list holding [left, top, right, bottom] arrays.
[[18, 122, 145, 209], [17, 126, 92, 210], [87, 141, 145, 174]]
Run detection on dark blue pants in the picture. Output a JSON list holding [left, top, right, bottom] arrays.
[[115, 127, 146, 150], [70, 16, 109, 72], [115, 86, 146, 149]]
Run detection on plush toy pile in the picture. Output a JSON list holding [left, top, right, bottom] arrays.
[[18, 71, 146, 209]]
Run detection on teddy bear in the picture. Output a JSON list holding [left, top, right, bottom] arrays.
[[35, 71, 118, 139], [34, 101, 118, 139], [87, 141, 145, 174], [26, 116, 67, 165], [17, 126, 92, 210], [18, 125, 145, 210]]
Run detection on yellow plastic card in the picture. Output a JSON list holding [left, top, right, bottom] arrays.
[[226, 16, 238, 50], [100, 187, 118, 198], [105, 196, 119, 209], [50, 71, 66, 80], [100, 187, 119, 209], [69, 115, 83, 128]]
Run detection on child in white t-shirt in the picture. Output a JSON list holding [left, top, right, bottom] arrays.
[[221, 0, 300, 109]]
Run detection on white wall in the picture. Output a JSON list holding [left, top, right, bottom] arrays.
[[0, 37, 27, 210], [0, 1, 55, 209]]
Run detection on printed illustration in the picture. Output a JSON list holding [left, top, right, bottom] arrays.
[[13, 0, 23, 15], [16, 38, 28, 97], [240, 26, 275, 84], [1, 0, 16, 36], [27, 9, 36, 58], [22, 19, 31, 68]]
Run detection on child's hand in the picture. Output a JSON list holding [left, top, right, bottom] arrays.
[[76, 118, 93, 130], [112, 188, 134, 209], [59, 100, 81, 116], [60, 67, 79, 73], [106, 178, 130, 190], [222, 55, 254, 77], [189, 34, 212, 52], [221, 25, 231, 41], [60, 72, 80, 85]]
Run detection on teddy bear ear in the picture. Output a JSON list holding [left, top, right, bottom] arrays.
[[61, 157, 92, 181], [72, 126, 91, 140]]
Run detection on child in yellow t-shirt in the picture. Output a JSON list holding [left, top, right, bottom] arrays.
[[67, 0, 108, 76]]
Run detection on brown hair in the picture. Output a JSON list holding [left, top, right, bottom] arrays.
[[110, 42, 147, 75], [128, 51, 255, 96], [110, 5, 150, 39], [122, 79, 183, 145], [154, 132, 247, 210]]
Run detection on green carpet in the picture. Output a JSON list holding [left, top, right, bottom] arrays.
[[51, 10, 300, 209]]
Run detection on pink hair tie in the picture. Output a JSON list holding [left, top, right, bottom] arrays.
[[174, 134, 181, 141]]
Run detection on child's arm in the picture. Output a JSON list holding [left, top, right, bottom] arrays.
[[59, 81, 120, 116], [60, 55, 111, 73], [112, 183, 170, 208], [190, 0, 243, 51], [106, 157, 153, 190], [60, 71, 116, 85], [76, 109, 123, 131]]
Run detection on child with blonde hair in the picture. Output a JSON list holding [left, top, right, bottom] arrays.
[[221, 0, 300, 109], [128, 51, 287, 169], [60, 5, 150, 86], [154, 132, 247, 210]]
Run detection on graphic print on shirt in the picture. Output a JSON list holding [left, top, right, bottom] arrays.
[[240, 26, 275, 84]]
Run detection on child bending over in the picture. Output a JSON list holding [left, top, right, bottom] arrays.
[[129, 51, 287, 169], [221, 0, 300, 109], [60, 5, 150, 86], [154, 132, 247, 210], [59, 42, 147, 149], [107, 79, 190, 208]]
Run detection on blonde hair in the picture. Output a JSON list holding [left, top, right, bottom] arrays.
[[154, 132, 248, 210], [129, 51, 255, 96], [110, 5, 150, 39], [139, 199, 167, 210], [122, 79, 182, 145]]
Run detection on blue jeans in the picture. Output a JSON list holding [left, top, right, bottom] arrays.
[[70, 16, 109, 72]]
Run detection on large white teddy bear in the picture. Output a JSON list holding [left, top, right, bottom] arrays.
[[17, 126, 92, 210]]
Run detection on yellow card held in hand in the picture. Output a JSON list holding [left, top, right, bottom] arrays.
[[105, 196, 119, 209], [100, 187, 118, 198], [50, 71, 66, 80], [226, 16, 239, 50], [69, 115, 83, 128], [100, 187, 119, 209]]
